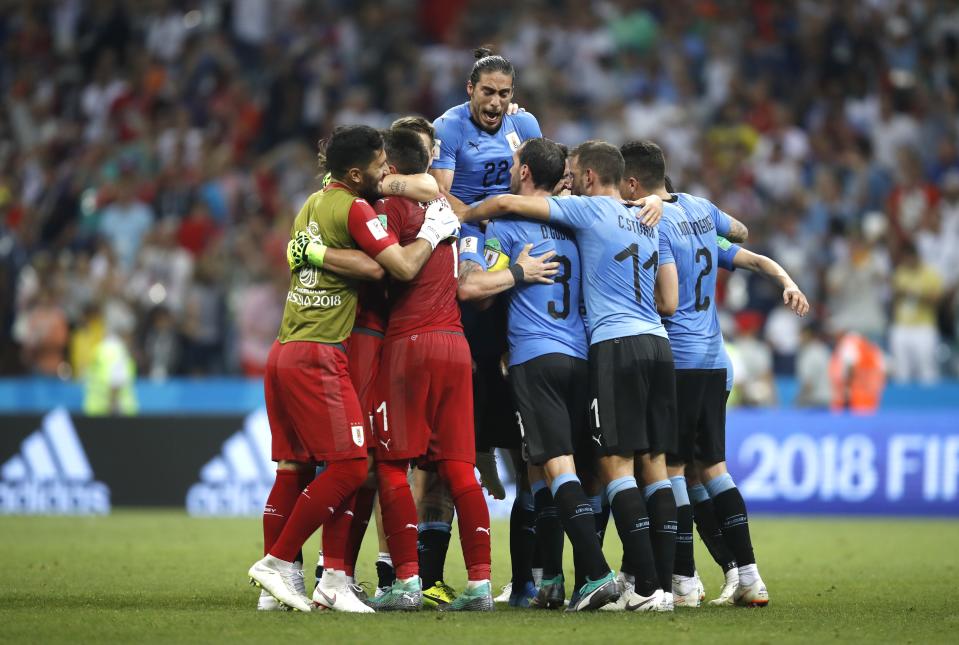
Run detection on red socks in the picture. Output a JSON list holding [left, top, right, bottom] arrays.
[[262, 469, 313, 555], [438, 459, 491, 581], [269, 458, 367, 563], [376, 459, 419, 580], [344, 486, 377, 577]]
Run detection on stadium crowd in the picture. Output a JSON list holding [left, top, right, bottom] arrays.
[[2, 0, 959, 402]]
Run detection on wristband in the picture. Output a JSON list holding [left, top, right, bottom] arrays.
[[509, 263, 524, 284], [306, 242, 327, 267]]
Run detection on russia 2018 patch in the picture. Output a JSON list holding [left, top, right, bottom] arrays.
[[366, 218, 388, 240], [460, 236, 479, 255], [433, 139, 441, 160]]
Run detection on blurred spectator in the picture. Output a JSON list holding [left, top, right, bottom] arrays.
[[795, 323, 832, 409], [83, 316, 138, 416], [14, 289, 70, 377], [98, 178, 155, 271], [235, 266, 285, 376], [141, 306, 180, 381], [890, 241, 944, 383], [1, 0, 959, 387], [829, 331, 886, 413], [70, 302, 105, 379], [730, 311, 776, 407], [826, 232, 888, 343]]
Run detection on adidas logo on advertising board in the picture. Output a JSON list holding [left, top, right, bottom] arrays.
[[0, 408, 110, 515], [186, 408, 274, 516]]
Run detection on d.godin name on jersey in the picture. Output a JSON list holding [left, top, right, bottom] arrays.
[[540, 225, 572, 241], [617, 213, 656, 238]]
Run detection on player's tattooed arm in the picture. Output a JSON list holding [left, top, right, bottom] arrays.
[[732, 248, 809, 316], [457, 244, 558, 303], [725, 215, 749, 243], [461, 194, 551, 223], [379, 173, 439, 201]]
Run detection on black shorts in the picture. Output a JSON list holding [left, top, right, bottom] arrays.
[[588, 335, 677, 457], [473, 358, 522, 451], [509, 353, 589, 466], [667, 369, 729, 466]]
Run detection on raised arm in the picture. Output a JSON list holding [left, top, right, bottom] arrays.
[[725, 215, 749, 243], [732, 247, 809, 316], [381, 173, 440, 202], [461, 194, 551, 223]]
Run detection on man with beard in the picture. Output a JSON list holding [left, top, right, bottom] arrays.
[[248, 125, 459, 613]]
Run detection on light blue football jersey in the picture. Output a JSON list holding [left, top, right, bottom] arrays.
[[484, 217, 587, 366], [432, 103, 542, 205], [547, 195, 666, 345]]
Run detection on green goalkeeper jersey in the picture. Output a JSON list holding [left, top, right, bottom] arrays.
[[277, 183, 396, 344]]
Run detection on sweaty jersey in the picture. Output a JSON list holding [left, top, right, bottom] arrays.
[[657, 192, 738, 389], [432, 103, 542, 205], [376, 196, 462, 339], [547, 195, 666, 344], [279, 183, 397, 344], [484, 217, 587, 366]]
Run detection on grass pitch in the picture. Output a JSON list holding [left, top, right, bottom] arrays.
[[2, 511, 957, 644]]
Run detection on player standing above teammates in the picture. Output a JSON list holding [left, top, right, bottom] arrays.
[[621, 140, 809, 608], [365, 129, 557, 613], [249, 125, 459, 614], [426, 46, 546, 608], [462, 141, 676, 612], [480, 138, 620, 612]]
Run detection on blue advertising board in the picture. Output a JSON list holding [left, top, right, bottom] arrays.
[[725, 411, 958, 516]]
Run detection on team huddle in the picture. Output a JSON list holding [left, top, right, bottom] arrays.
[[247, 48, 809, 614]]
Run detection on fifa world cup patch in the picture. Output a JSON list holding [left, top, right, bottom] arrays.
[[366, 218, 388, 240], [460, 236, 479, 255], [432, 139, 441, 160], [506, 131, 522, 151], [351, 425, 365, 447]]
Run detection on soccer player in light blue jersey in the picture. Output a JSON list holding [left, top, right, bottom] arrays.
[[621, 140, 808, 609], [482, 138, 618, 611], [425, 47, 547, 609], [463, 140, 677, 612]]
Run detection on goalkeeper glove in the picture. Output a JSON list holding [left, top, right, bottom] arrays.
[[286, 232, 327, 272], [416, 197, 460, 250]]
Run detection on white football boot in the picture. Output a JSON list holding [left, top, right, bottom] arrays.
[[493, 582, 513, 603], [733, 565, 768, 607], [657, 591, 674, 612], [248, 555, 313, 613], [257, 590, 290, 611], [709, 567, 740, 606], [672, 574, 701, 607], [624, 588, 665, 612], [313, 570, 375, 613], [696, 572, 705, 603]]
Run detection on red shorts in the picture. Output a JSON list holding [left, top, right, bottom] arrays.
[[264, 340, 367, 463], [347, 328, 384, 447], [371, 331, 475, 464]]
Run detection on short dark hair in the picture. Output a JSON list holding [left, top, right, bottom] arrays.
[[391, 115, 436, 147], [469, 45, 515, 86], [620, 140, 666, 191], [383, 128, 431, 175], [518, 138, 567, 191], [318, 125, 383, 179], [571, 140, 625, 186]]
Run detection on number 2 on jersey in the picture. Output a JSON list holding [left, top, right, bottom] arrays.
[[614, 243, 658, 303], [482, 160, 509, 187], [694, 247, 712, 311]]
